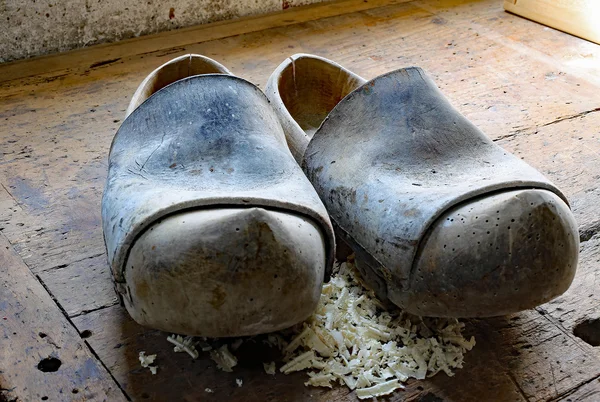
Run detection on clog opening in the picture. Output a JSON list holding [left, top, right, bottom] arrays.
[[126, 54, 231, 116], [276, 56, 364, 139]]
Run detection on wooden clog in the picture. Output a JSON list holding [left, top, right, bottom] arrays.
[[102, 55, 335, 336], [266, 54, 579, 317]]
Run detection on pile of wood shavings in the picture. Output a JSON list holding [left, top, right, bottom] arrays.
[[274, 261, 476, 398], [162, 260, 475, 399]]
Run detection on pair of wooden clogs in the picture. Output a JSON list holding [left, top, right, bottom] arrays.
[[102, 54, 578, 337]]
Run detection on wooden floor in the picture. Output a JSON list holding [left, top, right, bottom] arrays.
[[1, 0, 600, 400]]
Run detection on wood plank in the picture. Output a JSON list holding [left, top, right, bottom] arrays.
[[71, 303, 523, 401], [38, 254, 119, 318], [415, 0, 600, 85], [556, 377, 600, 401], [537, 232, 600, 350], [489, 313, 599, 401], [504, 0, 600, 46], [0, 0, 413, 84], [72, 301, 600, 401], [0, 232, 126, 402], [71, 304, 352, 401], [3, 0, 599, 133]]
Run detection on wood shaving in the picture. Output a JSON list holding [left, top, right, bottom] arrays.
[[209, 344, 238, 372], [167, 334, 199, 359], [138, 351, 158, 375], [276, 261, 476, 398], [263, 361, 276, 375]]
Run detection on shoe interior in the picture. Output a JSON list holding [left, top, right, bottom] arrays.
[[275, 54, 365, 141], [126, 54, 231, 117]]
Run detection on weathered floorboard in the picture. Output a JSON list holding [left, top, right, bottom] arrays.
[[556, 376, 600, 402], [71, 300, 600, 401], [0, 232, 126, 401], [1, 0, 600, 400], [38, 254, 119, 318], [72, 303, 527, 401]]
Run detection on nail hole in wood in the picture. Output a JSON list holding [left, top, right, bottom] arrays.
[[573, 318, 600, 346], [37, 357, 61, 372]]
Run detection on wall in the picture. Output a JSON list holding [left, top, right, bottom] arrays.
[[0, 0, 322, 63]]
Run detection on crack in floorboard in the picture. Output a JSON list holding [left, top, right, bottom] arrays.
[[542, 107, 600, 128], [42, 252, 106, 273], [579, 221, 600, 243], [494, 106, 600, 144], [548, 373, 600, 402], [507, 371, 531, 401], [70, 302, 120, 319], [535, 307, 593, 354]]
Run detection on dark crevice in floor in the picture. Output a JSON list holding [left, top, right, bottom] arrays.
[[541, 107, 600, 128], [573, 318, 600, 347]]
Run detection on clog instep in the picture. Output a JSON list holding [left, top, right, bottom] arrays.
[[266, 54, 579, 317], [102, 55, 335, 336]]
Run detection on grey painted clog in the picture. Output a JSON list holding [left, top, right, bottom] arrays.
[[102, 55, 335, 336], [266, 54, 579, 317]]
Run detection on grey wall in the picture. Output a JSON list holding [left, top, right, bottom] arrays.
[[1, 0, 322, 63]]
